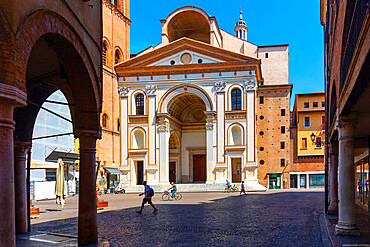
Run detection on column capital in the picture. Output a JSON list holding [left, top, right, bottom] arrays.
[[204, 111, 216, 121], [214, 81, 226, 92], [145, 85, 157, 96], [336, 114, 357, 141], [74, 129, 101, 139], [14, 141, 31, 157], [118, 86, 130, 98], [157, 122, 170, 132]]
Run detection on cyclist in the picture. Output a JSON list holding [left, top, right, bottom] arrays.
[[226, 180, 231, 192], [168, 182, 177, 198]]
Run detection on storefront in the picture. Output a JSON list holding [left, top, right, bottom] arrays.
[[290, 171, 324, 189], [267, 173, 281, 189], [355, 157, 369, 210], [103, 167, 123, 193]]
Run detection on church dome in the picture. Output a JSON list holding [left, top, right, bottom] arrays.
[[236, 11, 246, 27]]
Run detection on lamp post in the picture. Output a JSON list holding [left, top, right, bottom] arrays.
[[310, 132, 325, 146]]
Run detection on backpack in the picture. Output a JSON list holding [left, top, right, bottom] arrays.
[[149, 188, 155, 197]]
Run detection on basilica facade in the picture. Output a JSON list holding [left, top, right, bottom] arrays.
[[116, 6, 291, 190]]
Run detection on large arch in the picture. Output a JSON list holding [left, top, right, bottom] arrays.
[[11, 10, 101, 246], [158, 84, 214, 114]]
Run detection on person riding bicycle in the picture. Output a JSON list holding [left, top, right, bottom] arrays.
[[226, 180, 231, 192], [168, 182, 177, 198]]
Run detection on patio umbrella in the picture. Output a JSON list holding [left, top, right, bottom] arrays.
[[55, 158, 66, 207]]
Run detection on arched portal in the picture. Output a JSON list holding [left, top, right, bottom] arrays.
[[11, 11, 101, 246]]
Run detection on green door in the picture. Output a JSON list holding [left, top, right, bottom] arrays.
[[269, 174, 281, 189]]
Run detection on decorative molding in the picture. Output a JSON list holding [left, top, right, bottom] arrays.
[[145, 85, 157, 95], [118, 86, 129, 97], [157, 123, 170, 132], [206, 123, 214, 130], [102, 0, 131, 25], [214, 81, 226, 92], [245, 80, 256, 90]]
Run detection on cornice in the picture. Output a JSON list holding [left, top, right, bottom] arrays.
[[103, 0, 131, 25]]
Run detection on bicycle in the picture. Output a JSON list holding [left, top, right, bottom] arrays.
[[224, 184, 239, 192], [162, 190, 182, 201]]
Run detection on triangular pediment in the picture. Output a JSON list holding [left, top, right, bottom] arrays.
[[115, 37, 260, 71]]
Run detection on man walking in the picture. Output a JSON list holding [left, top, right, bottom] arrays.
[[240, 181, 247, 196], [137, 181, 157, 214], [226, 180, 231, 192]]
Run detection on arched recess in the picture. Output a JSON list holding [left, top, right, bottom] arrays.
[[228, 123, 244, 146], [102, 38, 111, 67], [169, 131, 181, 149], [131, 128, 146, 149], [158, 84, 213, 114], [13, 10, 101, 142], [114, 46, 124, 65]]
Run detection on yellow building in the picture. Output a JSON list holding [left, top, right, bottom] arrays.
[[289, 92, 325, 189]]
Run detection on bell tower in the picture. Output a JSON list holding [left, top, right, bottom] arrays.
[[234, 11, 247, 40]]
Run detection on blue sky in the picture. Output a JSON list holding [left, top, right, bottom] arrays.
[[130, 1, 324, 107]]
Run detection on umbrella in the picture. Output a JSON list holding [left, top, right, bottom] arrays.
[[55, 158, 66, 207]]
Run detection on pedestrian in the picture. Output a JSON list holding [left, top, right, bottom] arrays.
[[240, 181, 247, 196], [272, 180, 276, 189], [226, 180, 231, 192], [136, 181, 157, 214]]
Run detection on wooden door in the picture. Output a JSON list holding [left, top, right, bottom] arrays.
[[137, 161, 144, 185], [169, 162, 176, 183], [193, 155, 206, 182]]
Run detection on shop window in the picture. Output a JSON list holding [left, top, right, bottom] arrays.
[[259, 96, 264, 104], [313, 102, 318, 108], [301, 138, 307, 149], [281, 109, 286, 116], [304, 116, 310, 127], [280, 141, 285, 149], [280, 158, 285, 167], [102, 113, 108, 128], [304, 102, 309, 108], [281, 126, 285, 134], [231, 88, 242, 110], [135, 94, 144, 115], [315, 137, 322, 148]]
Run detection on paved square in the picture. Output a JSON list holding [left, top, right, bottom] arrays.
[[29, 190, 325, 246]]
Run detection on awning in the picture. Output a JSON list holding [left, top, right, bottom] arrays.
[[45, 150, 79, 164], [103, 167, 122, 174], [30, 160, 59, 169]]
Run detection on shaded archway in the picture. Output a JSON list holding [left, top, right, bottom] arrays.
[[12, 10, 101, 246]]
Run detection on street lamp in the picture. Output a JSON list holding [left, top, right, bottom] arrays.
[[310, 132, 325, 145]]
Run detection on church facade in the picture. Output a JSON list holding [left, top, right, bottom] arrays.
[[116, 6, 291, 190]]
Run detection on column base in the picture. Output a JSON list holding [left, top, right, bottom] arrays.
[[335, 223, 361, 236], [327, 204, 338, 215]]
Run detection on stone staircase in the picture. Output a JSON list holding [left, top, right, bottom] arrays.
[[122, 181, 267, 193]]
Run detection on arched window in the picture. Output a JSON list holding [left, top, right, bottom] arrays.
[[231, 88, 242, 110], [115, 49, 121, 64], [102, 42, 108, 66], [102, 113, 108, 128], [135, 94, 144, 115]]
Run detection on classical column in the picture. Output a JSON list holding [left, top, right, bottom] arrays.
[[77, 130, 99, 245], [146, 85, 157, 166], [205, 112, 216, 183], [0, 84, 26, 247], [158, 119, 170, 183], [335, 116, 360, 236], [215, 82, 226, 164], [246, 88, 255, 162], [328, 142, 338, 214], [306, 174, 310, 189], [297, 175, 301, 189], [119, 86, 129, 167], [14, 141, 31, 234]]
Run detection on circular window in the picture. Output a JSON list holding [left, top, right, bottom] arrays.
[[259, 131, 264, 136], [193, 109, 205, 121], [170, 60, 175, 65], [259, 115, 264, 120], [259, 160, 265, 165], [180, 53, 192, 64], [198, 59, 203, 64], [260, 147, 264, 151]]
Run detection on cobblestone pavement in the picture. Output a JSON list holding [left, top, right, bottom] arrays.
[[28, 190, 325, 246]]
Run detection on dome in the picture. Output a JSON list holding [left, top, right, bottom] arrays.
[[235, 11, 246, 27]]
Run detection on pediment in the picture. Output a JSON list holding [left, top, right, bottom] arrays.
[[115, 37, 260, 71]]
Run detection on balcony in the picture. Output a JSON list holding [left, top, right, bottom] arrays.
[[340, 0, 369, 92]]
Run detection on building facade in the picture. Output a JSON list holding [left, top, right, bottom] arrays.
[[116, 7, 291, 190], [321, 0, 369, 236], [96, 0, 130, 190], [289, 93, 325, 189]]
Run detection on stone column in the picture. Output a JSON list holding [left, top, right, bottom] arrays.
[[297, 174, 301, 189], [14, 141, 31, 234], [119, 86, 129, 167], [215, 82, 226, 165], [158, 119, 170, 183], [77, 130, 99, 245], [335, 116, 360, 236], [328, 142, 338, 214], [0, 84, 26, 247], [146, 86, 157, 166], [205, 112, 216, 183], [306, 174, 310, 189]]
